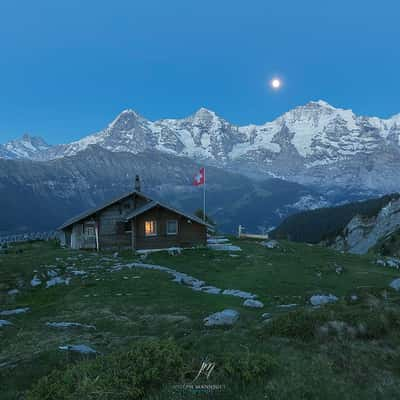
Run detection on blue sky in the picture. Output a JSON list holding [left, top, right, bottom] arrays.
[[0, 0, 399, 144]]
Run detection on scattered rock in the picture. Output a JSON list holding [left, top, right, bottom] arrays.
[[261, 312, 272, 319], [377, 257, 400, 269], [7, 289, 19, 296], [46, 322, 96, 330], [58, 344, 98, 354], [0, 307, 30, 316], [46, 277, 71, 288], [389, 278, 400, 291], [204, 309, 239, 327], [0, 320, 13, 327], [229, 254, 239, 258], [30, 276, 42, 287], [260, 240, 279, 249], [243, 299, 264, 308], [350, 294, 359, 301], [113, 252, 119, 258], [310, 294, 338, 306]]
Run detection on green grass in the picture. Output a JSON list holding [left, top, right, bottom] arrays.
[[1, 239, 400, 399]]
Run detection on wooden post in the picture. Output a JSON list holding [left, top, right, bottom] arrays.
[[95, 222, 100, 252]]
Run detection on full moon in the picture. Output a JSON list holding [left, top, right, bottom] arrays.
[[271, 78, 281, 89]]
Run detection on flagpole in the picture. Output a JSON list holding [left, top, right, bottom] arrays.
[[203, 167, 206, 222]]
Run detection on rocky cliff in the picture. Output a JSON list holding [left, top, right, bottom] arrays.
[[333, 198, 400, 254]]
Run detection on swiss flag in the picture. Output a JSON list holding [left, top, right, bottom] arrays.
[[193, 167, 205, 186]]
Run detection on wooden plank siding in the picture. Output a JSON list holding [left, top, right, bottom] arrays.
[[98, 194, 149, 250], [134, 206, 206, 250]]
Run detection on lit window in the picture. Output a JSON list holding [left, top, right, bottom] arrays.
[[166, 220, 178, 235], [145, 220, 157, 236]]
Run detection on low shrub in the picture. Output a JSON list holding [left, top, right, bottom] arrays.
[[263, 309, 330, 341], [217, 352, 278, 384], [26, 340, 184, 400]]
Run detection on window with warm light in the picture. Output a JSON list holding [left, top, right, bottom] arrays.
[[166, 220, 178, 235], [145, 220, 157, 236]]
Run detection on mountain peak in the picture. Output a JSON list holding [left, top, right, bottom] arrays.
[[193, 107, 217, 119], [108, 109, 146, 131], [307, 100, 335, 109]]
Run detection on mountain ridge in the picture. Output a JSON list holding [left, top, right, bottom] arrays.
[[2, 100, 400, 192]]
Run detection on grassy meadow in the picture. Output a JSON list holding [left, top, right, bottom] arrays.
[[1, 239, 400, 399]]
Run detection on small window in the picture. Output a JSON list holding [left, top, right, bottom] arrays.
[[86, 226, 95, 237], [145, 220, 157, 236], [166, 220, 178, 235]]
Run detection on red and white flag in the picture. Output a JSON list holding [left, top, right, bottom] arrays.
[[193, 167, 205, 186]]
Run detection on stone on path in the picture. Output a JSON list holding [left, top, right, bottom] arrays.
[[310, 294, 338, 306], [0, 307, 30, 316], [222, 289, 256, 299], [204, 309, 239, 327], [58, 344, 98, 354], [121, 262, 259, 300], [243, 299, 264, 308]]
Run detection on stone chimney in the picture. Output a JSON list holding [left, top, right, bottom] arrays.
[[135, 175, 141, 192]]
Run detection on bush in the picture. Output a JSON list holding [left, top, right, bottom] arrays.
[[26, 340, 184, 400], [217, 352, 278, 384], [263, 309, 330, 341]]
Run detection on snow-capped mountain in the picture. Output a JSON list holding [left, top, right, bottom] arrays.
[[2, 101, 400, 192], [0, 134, 52, 160]]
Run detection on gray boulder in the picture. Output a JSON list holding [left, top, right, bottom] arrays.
[[204, 309, 239, 327], [310, 294, 338, 306], [389, 278, 400, 291], [243, 299, 264, 308]]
